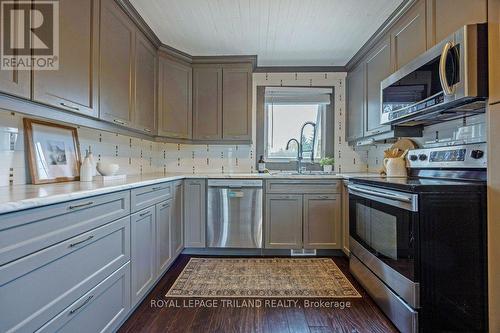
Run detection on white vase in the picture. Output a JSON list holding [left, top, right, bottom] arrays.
[[323, 165, 333, 173], [80, 155, 94, 182]]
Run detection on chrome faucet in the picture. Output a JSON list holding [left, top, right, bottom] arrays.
[[285, 138, 302, 173], [286, 122, 317, 174]]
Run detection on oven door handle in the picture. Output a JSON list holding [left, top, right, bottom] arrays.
[[348, 184, 418, 211]]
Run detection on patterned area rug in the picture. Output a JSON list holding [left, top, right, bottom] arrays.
[[165, 258, 361, 298]]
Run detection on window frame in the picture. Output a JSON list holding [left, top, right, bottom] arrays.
[[263, 102, 326, 163], [256, 85, 335, 171]]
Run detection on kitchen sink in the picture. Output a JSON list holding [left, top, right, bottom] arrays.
[[270, 171, 336, 176]]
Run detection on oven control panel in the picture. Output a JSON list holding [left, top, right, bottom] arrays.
[[407, 143, 487, 168]]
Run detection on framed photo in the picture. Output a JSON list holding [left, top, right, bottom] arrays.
[[23, 118, 81, 184]]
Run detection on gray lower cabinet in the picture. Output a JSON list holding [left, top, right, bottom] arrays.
[[303, 194, 341, 249], [0, 216, 130, 333], [130, 206, 156, 306], [36, 262, 131, 333], [171, 181, 184, 256], [184, 179, 206, 248], [156, 199, 173, 274], [342, 181, 350, 256], [265, 194, 303, 249], [265, 180, 342, 250]]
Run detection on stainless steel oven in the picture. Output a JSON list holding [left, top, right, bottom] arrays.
[[348, 183, 419, 333], [380, 24, 488, 126]]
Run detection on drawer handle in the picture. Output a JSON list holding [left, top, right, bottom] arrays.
[[69, 235, 94, 248], [319, 196, 330, 199], [152, 186, 162, 191], [69, 295, 94, 314], [60, 102, 80, 111], [113, 119, 127, 126], [68, 201, 94, 210], [161, 202, 170, 208], [140, 211, 151, 217], [144, 128, 151, 133]]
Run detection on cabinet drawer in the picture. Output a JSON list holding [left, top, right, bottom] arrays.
[[266, 180, 341, 194], [36, 263, 131, 333], [0, 191, 130, 266], [131, 182, 172, 212], [0, 217, 130, 333]]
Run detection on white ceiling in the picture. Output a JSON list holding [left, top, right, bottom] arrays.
[[130, 0, 404, 67]]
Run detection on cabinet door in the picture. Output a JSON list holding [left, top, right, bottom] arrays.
[[222, 64, 252, 140], [184, 179, 206, 248], [99, 0, 135, 127], [428, 0, 487, 46], [365, 37, 392, 136], [171, 181, 184, 257], [0, 68, 30, 99], [193, 65, 222, 140], [265, 194, 303, 249], [156, 200, 172, 275], [303, 194, 341, 249], [131, 206, 156, 305], [391, 0, 427, 70], [134, 33, 157, 134], [346, 64, 365, 142], [33, 0, 98, 117], [342, 182, 350, 256], [158, 56, 192, 138], [489, 0, 500, 105]]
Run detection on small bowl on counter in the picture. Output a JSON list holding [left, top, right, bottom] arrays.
[[96, 162, 120, 176]]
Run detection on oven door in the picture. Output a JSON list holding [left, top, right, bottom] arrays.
[[348, 183, 419, 308]]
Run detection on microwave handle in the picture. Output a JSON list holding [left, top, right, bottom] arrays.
[[439, 41, 456, 96]]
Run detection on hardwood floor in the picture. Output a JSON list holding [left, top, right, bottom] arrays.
[[118, 255, 399, 333]]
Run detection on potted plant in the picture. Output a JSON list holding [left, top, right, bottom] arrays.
[[319, 157, 335, 173]]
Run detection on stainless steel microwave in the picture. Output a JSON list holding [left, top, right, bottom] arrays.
[[380, 24, 488, 126]]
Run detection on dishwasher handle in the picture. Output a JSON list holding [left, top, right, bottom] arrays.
[[208, 179, 263, 188]]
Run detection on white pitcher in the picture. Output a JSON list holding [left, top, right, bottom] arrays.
[[383, 156, 407, 177]]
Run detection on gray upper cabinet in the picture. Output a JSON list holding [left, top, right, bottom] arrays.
[[303, 194, 341, 249], [0, 65, 30, 99], [222, 64, 252, 140], [347, 64, 365, 142], [134, 33, 157, 134], [365, 37, 393, 136], [428, 0, 487, 46], [99, 0, 135, 127], [33, 0, 99, 117], [489, 0, 500, 105], [265, 194, 303, 249], [158, 56, 192, 139], [184, 179, 206, 248], [193, 65, 223, 140], [391, 0, 427, 70], [193, 63, 253, 142]]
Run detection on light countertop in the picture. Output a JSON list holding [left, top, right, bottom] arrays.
[[0, 172, 382, 215]]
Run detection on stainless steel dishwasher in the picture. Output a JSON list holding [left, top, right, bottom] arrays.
[[207, 179, 263, 248]]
